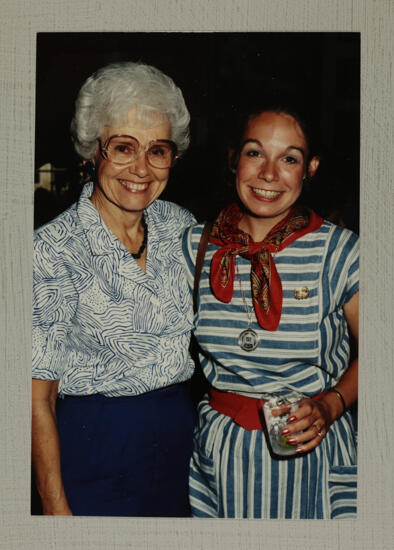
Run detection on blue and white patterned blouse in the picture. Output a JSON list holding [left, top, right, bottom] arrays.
[[33, 182, 196, 397]]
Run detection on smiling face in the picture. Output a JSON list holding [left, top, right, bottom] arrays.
[[92, 107, 172, 217], [235, 111, 319, 238]]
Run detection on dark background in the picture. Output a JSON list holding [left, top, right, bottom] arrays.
[[35, 32, 360, 231], [32, 32, 360, 514]]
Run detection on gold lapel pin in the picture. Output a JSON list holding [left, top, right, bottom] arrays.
[[294, 287, 309, 300]]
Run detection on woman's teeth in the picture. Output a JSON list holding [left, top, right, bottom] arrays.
[[252, 188, 282, 198], [119, 179, 149, 192]]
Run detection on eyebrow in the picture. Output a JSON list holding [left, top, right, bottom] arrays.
[[241, 139, 306, 158]]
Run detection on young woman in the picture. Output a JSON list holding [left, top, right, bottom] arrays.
[[183, 104, 358, 519]]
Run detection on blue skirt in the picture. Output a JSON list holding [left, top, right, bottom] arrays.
[[56, 383, 195, 517]]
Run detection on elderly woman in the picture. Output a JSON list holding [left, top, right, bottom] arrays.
[[183, 101, 358, 518], [32, 61, 196, 517]]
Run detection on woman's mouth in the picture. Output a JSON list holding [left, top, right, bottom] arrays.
[[119, 179, 149, 192], [251, 187, 283, 201]]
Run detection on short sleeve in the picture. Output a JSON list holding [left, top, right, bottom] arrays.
[[327, 226, 359, 307], [32, 237, 74, 381]]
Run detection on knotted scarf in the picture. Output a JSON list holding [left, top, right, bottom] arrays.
[[209, 203, 323, 331]]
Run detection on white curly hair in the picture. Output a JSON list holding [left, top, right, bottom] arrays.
[[70, 61, 190, 159]]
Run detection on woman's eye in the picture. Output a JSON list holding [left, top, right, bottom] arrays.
[[115, 144, 132, 154], [150, 146, 166, 156], [284, 155, 298, 164], [244, 149, 261, 158]]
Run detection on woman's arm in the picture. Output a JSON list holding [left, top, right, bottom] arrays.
[[282, 291, 359, 453], [32, 379, 72, 515], [320, 291, 359, 421]]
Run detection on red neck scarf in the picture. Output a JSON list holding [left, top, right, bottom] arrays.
[[209, 203, 323, 331]]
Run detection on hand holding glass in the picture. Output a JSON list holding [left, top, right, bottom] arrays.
[[262, 392, 303, 456]]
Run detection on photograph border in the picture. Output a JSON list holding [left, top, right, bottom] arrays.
[[1, 1, 393, 549]]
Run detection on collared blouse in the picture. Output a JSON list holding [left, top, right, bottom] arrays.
[[33, 182, 196, 397]]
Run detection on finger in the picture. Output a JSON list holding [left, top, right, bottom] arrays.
[[295, 435, 323, 454], [290, 423, 326, 452], [287, 402, 314, 422], [281, 414, 319, 436], [287, 423, 325, 446], [283, 417, 326, 440], [270, 405, 291, 418]]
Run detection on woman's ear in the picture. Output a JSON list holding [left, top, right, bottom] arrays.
[[307, 155, 320, 178]]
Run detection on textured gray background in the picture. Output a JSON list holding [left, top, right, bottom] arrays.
[[1, 0, 393, 549]]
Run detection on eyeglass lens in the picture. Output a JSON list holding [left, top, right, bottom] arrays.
[[106, 136, 174, 168]]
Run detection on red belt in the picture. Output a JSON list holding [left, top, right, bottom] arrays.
[[209, 387, 329, 430]]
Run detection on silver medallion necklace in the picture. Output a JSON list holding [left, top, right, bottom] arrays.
[[235, 260, 259, 352]]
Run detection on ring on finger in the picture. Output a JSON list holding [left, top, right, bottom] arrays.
[[314, 423, 324, 438]]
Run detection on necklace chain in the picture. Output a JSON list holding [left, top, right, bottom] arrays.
[[235, 259, 253, 329], [235, 257, 260, 352], [234, 247, 277, 352]]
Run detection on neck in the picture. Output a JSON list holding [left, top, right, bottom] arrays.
[[238, 212, 288, 242], [90, 184, 143, 241]]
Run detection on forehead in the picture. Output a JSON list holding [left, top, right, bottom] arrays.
[[244, 111, 307, 148], [102, 106, 171, 142]]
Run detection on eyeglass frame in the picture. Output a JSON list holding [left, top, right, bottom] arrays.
[[97, 134, 179, 169]]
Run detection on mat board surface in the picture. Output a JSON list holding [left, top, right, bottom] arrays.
[[1, 1, 393, 549]]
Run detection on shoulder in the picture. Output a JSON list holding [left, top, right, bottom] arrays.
[[34, 203, 80, 270], [34, 182, 94, 248], [34, 203, 78, 244], [320, 220, 359, 255], [318, 222, 359, 301], [294, 219, 358, 251], [182, 222, 208, 268], [147, 200, 196, 236], [148, 199, 195, 223], [182, 222, 206, 247]]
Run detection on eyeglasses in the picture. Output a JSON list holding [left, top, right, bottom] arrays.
[[98, 134, 178, 169]]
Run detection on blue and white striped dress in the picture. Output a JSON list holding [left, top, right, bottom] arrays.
[[182, 220, 359, 519]]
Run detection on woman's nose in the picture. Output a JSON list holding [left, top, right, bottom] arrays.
[[129, 151, 149, 177], [259, 160, 278, 182]]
